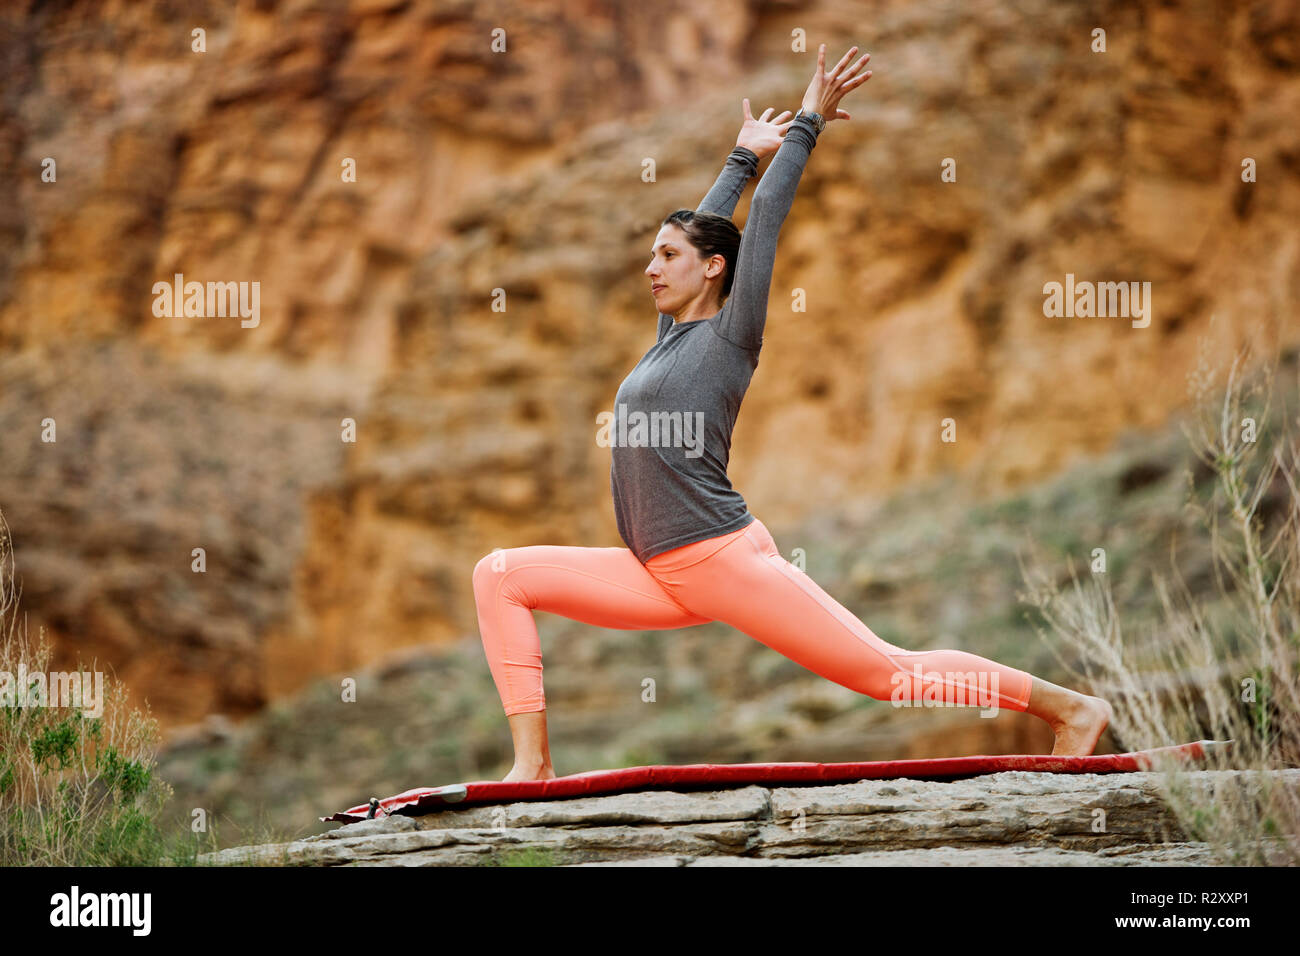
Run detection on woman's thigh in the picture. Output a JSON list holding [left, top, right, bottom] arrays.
[[646, 518, 1032, 709], [474, 543, 712, 631], [644, 518, 970, 701]]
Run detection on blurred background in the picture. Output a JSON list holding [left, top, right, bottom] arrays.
[[1, 0, 1297, 841]]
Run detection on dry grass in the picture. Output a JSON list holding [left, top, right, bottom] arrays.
[[1017, 335, 1300, 865], [0, 507, 199, 865]]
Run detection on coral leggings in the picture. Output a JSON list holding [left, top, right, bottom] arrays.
[[471, 516, 1033, 717]]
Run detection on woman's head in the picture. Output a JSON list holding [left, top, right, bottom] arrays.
[[645, 210, 741, 316]]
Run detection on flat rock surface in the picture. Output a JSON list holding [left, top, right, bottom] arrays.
[[199, 769, 1300, 866]]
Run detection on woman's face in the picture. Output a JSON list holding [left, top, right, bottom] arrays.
[[645, 223, 719, 316]]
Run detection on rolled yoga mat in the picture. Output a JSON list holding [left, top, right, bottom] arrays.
[[321, 739, 1232, 824]]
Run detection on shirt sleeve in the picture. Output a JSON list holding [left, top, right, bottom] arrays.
[[696, 146, 760, 217], [711, 116, 819, 350], [658, 146, 762, 343]]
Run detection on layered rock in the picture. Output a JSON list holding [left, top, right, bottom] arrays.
[[198, 769, 1300, 866]]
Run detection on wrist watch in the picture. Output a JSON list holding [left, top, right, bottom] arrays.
[[794, 107, 826, 133]]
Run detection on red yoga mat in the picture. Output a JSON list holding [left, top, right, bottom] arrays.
[[321, 739, 1231, 824]]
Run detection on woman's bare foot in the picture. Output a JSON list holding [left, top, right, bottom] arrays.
[[1049, 695, 1113, 756], [503, 711, 556, 781], [502, 761, 558, 783]]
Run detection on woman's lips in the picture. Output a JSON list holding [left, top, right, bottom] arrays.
[[651, 284, 665, 293]]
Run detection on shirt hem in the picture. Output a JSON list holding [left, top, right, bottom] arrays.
[[635, 512, 757, 564]]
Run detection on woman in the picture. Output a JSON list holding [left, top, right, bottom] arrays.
[[473, 44, 1113, 782]]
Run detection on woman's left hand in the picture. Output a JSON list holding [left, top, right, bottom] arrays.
[[800, 43, 872, 123], [734, 99, 794, 159]]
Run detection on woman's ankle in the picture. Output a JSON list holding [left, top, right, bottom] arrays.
[[512, 756, 552, 773]]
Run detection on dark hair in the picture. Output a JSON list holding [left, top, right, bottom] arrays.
[[661, 209, 741, 300]]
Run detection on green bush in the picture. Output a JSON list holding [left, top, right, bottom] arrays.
[[0, 506, 205, 866]]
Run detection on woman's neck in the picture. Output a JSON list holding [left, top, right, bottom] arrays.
[[673, 298, 724, 324]]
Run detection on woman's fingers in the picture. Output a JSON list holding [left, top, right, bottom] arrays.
[[825, 59, 872, 113], [840, 69, 872, 92], [743, 99, 791, 125], [836, 53, 871, 85], [807, 43, 873, 116], [826, 45, 859, 80]]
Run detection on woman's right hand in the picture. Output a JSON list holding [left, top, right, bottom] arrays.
[[735, 98, 795, 159], [800, 43, 872, 123]]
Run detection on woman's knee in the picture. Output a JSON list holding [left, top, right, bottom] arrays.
[[473, 548, 513, 600]]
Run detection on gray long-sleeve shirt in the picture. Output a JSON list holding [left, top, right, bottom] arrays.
[[609, 115, 820, 563]]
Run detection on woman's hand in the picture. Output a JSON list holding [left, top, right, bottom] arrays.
[[735, 99, 794, 160], [801, 43, 872, 123]]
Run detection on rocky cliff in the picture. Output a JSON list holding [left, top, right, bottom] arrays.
[[0, 0, 1297, 732]]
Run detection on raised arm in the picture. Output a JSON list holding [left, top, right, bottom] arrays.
[[710, 116, 819, 350], [713, 44, 872, 351], [654, 146, 758, 339], [654, 105, 783, 339], [696, 146, 759, 218], [698, 99, 799, 215]]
